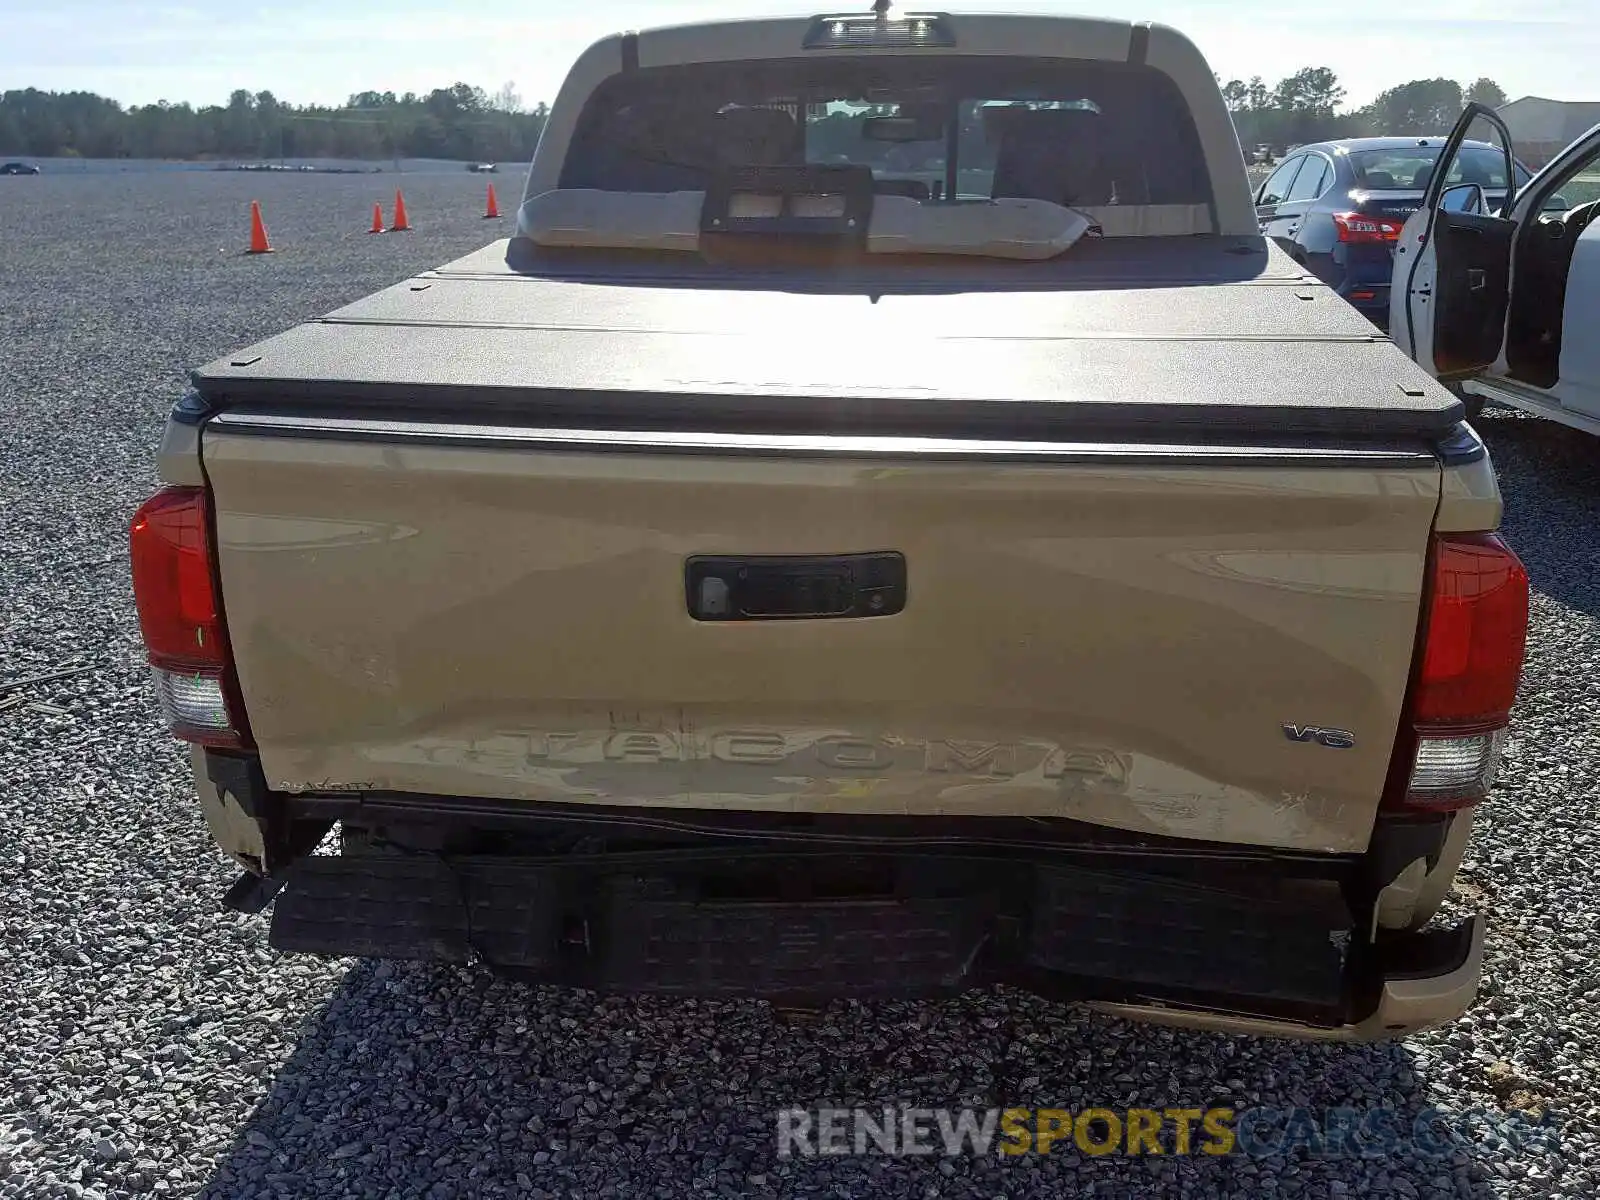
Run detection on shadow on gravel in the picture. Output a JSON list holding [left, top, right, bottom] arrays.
[[1478, 410, 1600, 617], [198, 961, 1518, 1200]]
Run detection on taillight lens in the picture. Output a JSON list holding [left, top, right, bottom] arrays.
[[1390, 532, 1528, 810], [1407, 730, 1506, 803], [131, 487, 222, 666], [1333, 212, 1404, 243], [130, 486, 250, 748], [1414, 534, 1529, 728]]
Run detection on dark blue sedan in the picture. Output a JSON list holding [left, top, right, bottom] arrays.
[[1253, 136, 1533, 327]]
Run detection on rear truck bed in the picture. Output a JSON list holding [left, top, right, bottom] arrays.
[[133, 240, 1525, 1040]]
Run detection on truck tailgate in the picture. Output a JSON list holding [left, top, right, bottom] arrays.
[[202, 417, 1440, 854]]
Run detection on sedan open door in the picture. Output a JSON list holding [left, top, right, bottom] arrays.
[[1394, 106, 1600, 433], [1512, 123, 1600, 424], [1390, 104, 1520, 381]]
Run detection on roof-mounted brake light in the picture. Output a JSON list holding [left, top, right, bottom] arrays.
[[803, 9, 956, 49]]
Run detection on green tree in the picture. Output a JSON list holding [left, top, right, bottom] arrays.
[[1222, 68, 1348, 152], [1464, 77, 1508, 109], [1274, 67, 1344, 118], [0, 82, 549, 163], [1273, 67, 1345, 143], [490, 81, 523, 114], [220, 90, 257, 155], [1359, 78, 1464, 135]]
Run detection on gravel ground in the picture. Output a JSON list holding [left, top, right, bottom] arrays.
[[1, 170, 1598, 1200]]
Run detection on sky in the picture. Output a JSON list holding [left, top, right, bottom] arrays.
[[2, 0, 1596, 111]]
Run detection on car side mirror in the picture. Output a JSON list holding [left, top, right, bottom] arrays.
[[1440, 183, 1485, 215]]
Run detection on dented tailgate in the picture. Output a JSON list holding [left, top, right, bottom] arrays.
[[200, 416, 1442, 854]]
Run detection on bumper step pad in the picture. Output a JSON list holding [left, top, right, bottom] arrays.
[[269, 850, 1368, 1019], [269, 854, 563, 971], [600, 881, 993, 999], [1027, 868, 1349, 1010]]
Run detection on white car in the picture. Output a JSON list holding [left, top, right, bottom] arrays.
[[1392, 103, 1600, 434]]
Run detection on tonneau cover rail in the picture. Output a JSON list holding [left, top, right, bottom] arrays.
[[204, 408, 1453, 470]]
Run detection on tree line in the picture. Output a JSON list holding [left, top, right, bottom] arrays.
[[1221, 70, 1509, 153], [0, 84, 548, 163], [1, 71, 1511, 164]]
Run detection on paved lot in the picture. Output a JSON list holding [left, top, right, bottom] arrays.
[[0, 170, 1596, 1200]]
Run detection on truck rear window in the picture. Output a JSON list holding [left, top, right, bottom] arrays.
[[560, 57, 1213, 212]]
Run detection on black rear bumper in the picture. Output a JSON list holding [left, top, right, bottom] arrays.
[[260, 792, 1477, 1030]]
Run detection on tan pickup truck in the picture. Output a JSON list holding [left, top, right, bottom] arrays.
[[131, 9, 1529, 1040]]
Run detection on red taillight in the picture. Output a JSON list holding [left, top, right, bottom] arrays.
[[129, 486, 250, 748], [1333, 212, 1403, 244], [1388, 532, 1528, 811], [131, 487, 223, 668], [1414, 534, 1529, 730]]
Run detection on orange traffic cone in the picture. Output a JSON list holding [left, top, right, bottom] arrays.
[[390, 190, 411, 232], [368, 203, 385, 234], [246, 201, 274, 254], [484, 183, 500, 219]]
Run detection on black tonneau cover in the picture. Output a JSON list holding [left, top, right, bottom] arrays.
[[192, 237, 1463, 440]]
